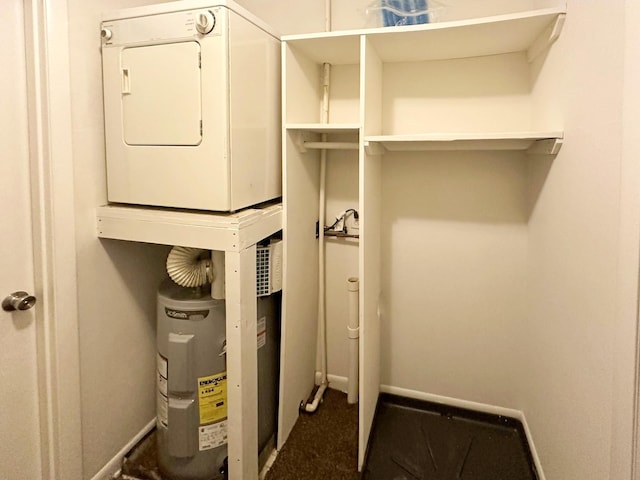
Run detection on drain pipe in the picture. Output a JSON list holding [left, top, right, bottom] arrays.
[[304, 62, 331, 413], [347, 277, 359, 404], [303, 1, 332, 414]]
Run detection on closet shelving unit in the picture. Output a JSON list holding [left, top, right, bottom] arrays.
[[96, 203, 282, 480], [281, 5, 566, 471]]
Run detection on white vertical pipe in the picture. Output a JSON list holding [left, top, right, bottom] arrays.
[[347, 277, 360, 404], [304, 62, 332, 413], [325, 0, 331, 32], [304, 4, 332, 413], [318, 145, 327, 385], [318, 62, 331, 383]]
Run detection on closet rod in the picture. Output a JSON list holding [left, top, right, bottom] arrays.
[[302, 141, 359, 150]]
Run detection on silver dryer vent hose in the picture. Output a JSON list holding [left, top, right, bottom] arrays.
[[166, 246, 213, 288]]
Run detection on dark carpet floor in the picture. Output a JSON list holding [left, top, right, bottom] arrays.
[[264, 388, 359, 480], [114, 387, 358, 480], [117, 430, 162, 480]]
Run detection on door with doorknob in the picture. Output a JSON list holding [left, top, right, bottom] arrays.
[[0, 1, 43, 478]]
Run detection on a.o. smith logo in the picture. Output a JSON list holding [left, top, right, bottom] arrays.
[[165, 307, 210, 319]]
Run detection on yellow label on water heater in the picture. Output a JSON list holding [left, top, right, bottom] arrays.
[[197, 372, 227, 425]]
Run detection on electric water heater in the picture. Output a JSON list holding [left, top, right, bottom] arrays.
[[157, 279, 280, 479], [157, 281, 228, 479]]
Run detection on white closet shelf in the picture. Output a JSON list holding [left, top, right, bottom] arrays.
[[364, 132, 564, 155], [282, 7, 566, 64], [96, 202, 283, 251]]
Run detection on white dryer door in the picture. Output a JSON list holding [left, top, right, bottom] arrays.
[[121, 41, 202, 146]]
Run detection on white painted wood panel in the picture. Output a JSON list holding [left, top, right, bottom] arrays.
[[365, 132, 563, 153], [283, 44, 322, 124], [381, 53, 534, 135], [282, 8, 565, 64], [96, 204, 283, 251], [278, 130, 321, 448], [224, 246, 258, 480], [325, 64, 361, 124], [285, 124, 360, 133], [358, 36, 383, 469], [280, 34, 361, 65]]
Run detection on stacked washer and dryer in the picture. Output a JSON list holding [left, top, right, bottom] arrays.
[[100, 2, 282, 478]]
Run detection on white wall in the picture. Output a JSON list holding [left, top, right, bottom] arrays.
[[67, 1, 172, 477], [619, 2, 640, 478], [324, 150, 359, 381], [234, 0, 325, 34], [237, 0, 539, 36], [524, 1, 631, 479], [379, 151, 529, 407]]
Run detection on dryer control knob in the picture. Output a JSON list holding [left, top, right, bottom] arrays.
[[195, 11, 216, 34]]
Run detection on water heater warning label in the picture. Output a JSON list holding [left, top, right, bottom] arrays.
[[157, 354, 168, 428], [257, 316, 266, 349], [199, 420, 227, 451], [198, 372, 227, 425]]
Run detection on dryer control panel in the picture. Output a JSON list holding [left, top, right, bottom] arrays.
[[102, 8, 222, 47]]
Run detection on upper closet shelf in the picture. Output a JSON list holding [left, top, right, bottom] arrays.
[[282, 7, 566, 65], [364, 132, 564, 155]]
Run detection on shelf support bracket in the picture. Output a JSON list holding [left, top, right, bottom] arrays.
[[364, 141, 386, 156], [527, 138, 563, 156], [527, 13, 566, 63], [294, 132, 308, 153], [303, 141, 359, 150]]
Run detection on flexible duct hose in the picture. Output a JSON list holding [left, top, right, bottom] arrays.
[[166, 246, 213, 288]]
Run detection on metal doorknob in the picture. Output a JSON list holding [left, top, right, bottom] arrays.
[[2, 291, 36, 312]]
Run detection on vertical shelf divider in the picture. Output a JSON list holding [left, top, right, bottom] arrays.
[[278, 42, 322, 450], [358, 34, 383, 470]]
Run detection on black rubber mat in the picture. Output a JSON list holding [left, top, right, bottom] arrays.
[[362, 394, 538, 480]]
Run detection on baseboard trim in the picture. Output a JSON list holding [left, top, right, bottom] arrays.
[[379, 385, 546, 480], [518, 413, 547, 480], [259, 446, 279, 480], [315, 372, 349, 393], [90, 418, 156, 480]]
